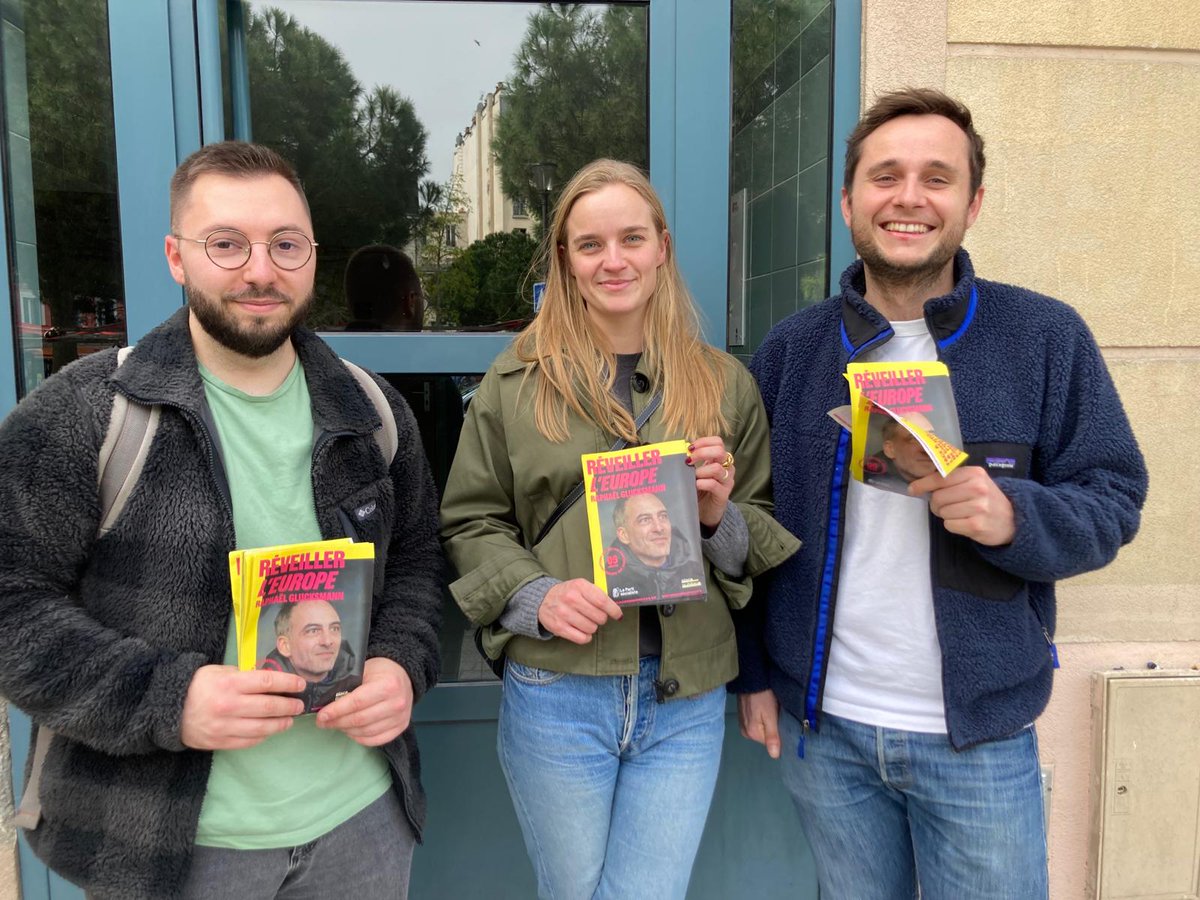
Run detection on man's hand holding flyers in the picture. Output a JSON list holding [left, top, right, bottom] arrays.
[[908, 466, 1017, 546]]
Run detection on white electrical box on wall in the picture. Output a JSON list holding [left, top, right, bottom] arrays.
[[1088, 669, 1200, 899]]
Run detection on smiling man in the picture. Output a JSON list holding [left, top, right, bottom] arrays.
[[0, 141, 442, 899], [274, 600, 344, 683], [734, 89, 1146, 898]]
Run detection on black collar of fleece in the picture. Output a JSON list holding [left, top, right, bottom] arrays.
[[839, 248, 977, 352]]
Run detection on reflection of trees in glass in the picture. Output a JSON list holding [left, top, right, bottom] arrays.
[[245, 7, 430, 328], [411, 175, 466, 289], [427, 231, 538, 329], [492, 4, 648, 229], [731, 0, 778, 132], [22, 0, 126, 374]]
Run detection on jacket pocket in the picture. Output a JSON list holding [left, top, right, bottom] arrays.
[[934, 442, 1032, 601]]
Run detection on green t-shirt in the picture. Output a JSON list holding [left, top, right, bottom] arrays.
[[194, 359, 390, 849]]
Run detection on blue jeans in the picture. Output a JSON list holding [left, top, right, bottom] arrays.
[[176, 789, 413, 900], [779, 710, 1048, 900], [498, 657, 725, 900]]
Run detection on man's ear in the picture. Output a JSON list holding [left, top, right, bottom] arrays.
[[164, 235, 187, 287], [276, 635, 290, 657], [965, 185, 985, 230], [616, 525, 630, 545]]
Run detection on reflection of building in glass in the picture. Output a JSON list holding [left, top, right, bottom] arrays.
[[452, 83, 532, 245]]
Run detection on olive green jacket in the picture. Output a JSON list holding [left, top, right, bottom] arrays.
[[440, 347, 799, 698]]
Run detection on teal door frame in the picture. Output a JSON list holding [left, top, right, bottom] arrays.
[[2, 1, 861, 896], [0, 121, 15, 418]]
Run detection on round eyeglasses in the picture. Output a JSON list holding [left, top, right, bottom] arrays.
[[174, 229, 318, 271]]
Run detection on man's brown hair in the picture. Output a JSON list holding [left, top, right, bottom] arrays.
[[169, 140, 309, 230], [844, 88, 986, 196]]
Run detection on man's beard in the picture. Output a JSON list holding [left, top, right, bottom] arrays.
[[850, 214, 964, 296], [185, 282, 312, 358]]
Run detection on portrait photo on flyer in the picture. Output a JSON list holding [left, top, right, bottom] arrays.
[[582, 439, 708, 606]]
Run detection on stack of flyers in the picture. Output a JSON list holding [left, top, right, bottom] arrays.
[[228, 538, 375, 713]]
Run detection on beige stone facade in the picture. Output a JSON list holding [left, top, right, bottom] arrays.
[[863, 0, 1199, 894]]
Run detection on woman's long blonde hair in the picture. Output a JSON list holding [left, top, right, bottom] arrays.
[[513, 159, 727, 443]]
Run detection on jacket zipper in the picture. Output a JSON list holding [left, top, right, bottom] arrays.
[[1028, 604, 1059, 669], [147, 397, 238, 664], [801, 330, 892, 757]]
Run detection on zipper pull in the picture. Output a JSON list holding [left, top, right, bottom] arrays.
[[1043, 628, 1060, 669], [797, 719, 810, 759]]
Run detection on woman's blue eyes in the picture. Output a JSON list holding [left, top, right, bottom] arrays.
[[578, 234, 646, 251]]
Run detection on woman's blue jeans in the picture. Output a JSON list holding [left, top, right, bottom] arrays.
[[779, 710, 1049, 900], [498, 656, 725, 900]]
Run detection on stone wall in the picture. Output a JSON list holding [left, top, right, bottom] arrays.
[[860, 0, 1200, 894]]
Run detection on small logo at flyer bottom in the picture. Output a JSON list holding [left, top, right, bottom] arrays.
[[604, 546, 627, 576]]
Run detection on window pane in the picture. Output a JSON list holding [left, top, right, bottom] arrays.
[[729, 0, 832, 358], [230, 1, 649, 334], [1, 0, 127, 397]]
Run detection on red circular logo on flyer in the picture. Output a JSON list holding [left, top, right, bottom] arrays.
[[863, 455, 887, 476], [603, 546, 627, 576]]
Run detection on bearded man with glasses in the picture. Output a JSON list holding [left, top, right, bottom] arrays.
[[0, 141, 443, 900]]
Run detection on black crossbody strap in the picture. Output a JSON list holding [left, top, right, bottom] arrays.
[[531, 391, 662, 547]]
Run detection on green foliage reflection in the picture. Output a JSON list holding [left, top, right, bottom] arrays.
[[246, 7, 429, 328], [492, 4, 648, 231]]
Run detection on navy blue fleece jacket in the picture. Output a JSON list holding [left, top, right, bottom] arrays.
[[733, 250, 1147, 750]]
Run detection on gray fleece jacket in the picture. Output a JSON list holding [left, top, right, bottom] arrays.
[[0, 308, 443, 899]]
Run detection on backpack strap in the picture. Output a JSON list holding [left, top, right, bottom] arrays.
[[13, 726, 53, 829], [341, 359, 398, 466], [97, 346, 160, 539], [21, 347, 151, 830]]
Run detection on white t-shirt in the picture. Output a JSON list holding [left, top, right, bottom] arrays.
[[821, 318, 948, 733]]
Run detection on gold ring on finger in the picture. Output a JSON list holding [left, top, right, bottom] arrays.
[[721, 452, 735, 469], [721, 468, 730, 482]]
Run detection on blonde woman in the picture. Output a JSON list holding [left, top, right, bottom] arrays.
[[440, 160, 798, 899]]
